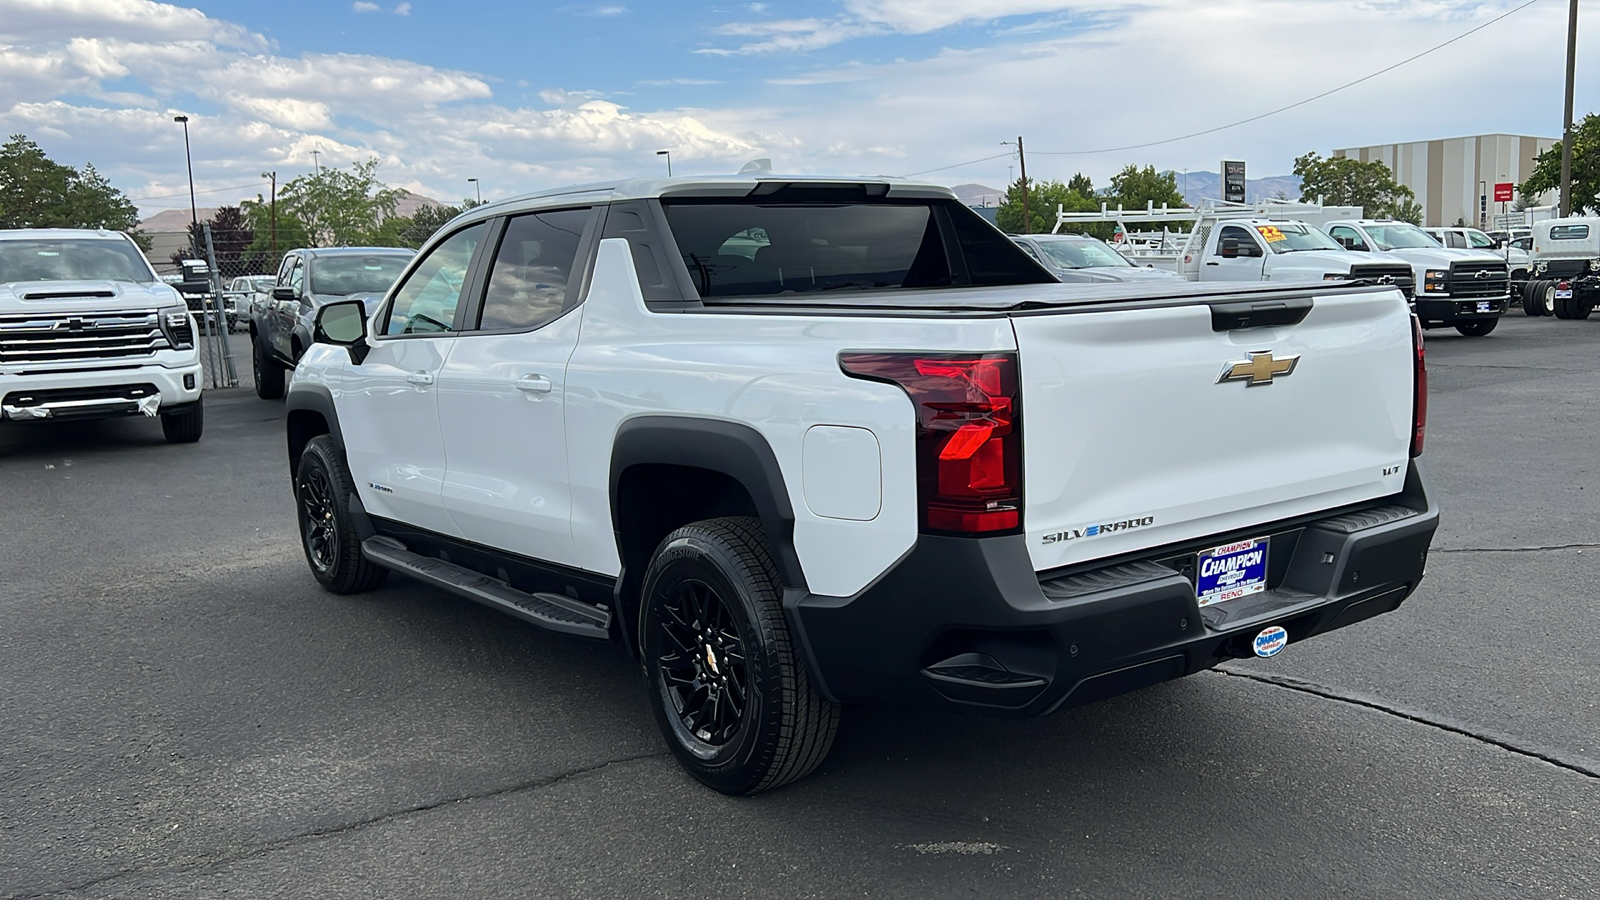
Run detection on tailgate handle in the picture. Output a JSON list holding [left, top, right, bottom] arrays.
[[1209, 297, 1313, 331]]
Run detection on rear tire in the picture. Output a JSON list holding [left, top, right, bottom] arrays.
[[1455, 319, 1498, 337], [253, 334, 286, 400], [295, 435, 388, 594], [160, 398, 204, 443], [640, 517, 840, 795]]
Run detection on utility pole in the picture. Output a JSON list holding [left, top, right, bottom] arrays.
[[1017, 135, 1030, 234], [261, 171, 277, 260], [311, 149, 322, 174], [1559, 0, 1579, 216]]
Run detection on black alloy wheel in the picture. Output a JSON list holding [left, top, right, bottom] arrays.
[[295, 435, 388, 594], [657, 578, 750, 748], [641, 517, 839, 795]]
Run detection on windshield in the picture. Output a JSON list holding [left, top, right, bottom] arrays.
[[1363, 223, 1441, 250], [1034, 237, 1133, 269], [0, 238, 154, 284], [1257, 224, 1343, 253], [308, 255, 412, 296], [662, 196, 1050, 298]]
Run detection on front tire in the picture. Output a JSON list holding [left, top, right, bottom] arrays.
[[1522, 280, 1548, 316], [296, 435, 388, 594], [640, 517, 839, 795], [1455, 318, 1498, 337], [253, 334, 286, 400], [160, 398, 203, 443]]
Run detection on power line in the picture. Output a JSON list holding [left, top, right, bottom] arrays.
[[1030, 0, 1543, 156], [900, 0, 1544, 177], [129, 181, 266, 202]]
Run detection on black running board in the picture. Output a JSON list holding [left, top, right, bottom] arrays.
[[361, 536, 612, 639]]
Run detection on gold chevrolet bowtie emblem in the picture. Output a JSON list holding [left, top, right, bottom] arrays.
[[1217, 351, 1300, 386]]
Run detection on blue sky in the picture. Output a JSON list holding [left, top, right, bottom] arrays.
[[1, 0, 1593, 217]]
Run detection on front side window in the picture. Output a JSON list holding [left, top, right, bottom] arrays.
[[382, 223, 486, 336], [1466, 229, 1495, 249], [286, 258, 305, 294], [1550, 224, 1591, 241], [476, 208, 590, 331], [1328, 226, 1369, 251], [0, 238, 154, 283], [1216, 226, 1263, 257]]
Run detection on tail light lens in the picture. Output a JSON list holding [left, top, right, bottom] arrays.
[[840, 352, 1022, 535], [1410, 314, 1427, 457]]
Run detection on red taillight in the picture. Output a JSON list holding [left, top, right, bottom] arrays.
[[1411, 314, 1427, 457], [840, 352, 1022, 535]]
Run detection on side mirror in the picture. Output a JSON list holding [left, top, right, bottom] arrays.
[[1219, 237, 1239, 259], [272, 286, 297, 301], [313, 300, 370, 365]]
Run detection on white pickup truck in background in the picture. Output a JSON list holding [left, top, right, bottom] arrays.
[[1325, 219, 1509, 337], [1054, 200, 1416, 296], [1, 229, 204, 442], [284, 175, 1439, 794]]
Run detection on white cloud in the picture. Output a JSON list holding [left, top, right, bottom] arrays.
[[394, 2, 411, 15], [352, 2, 380, 12], [0, 0, 264, 49]]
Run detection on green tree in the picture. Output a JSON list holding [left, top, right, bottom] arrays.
[[275, 158, 402, 247], [1293, 152, 1418, 221], [1106, 164, 1186, 211], [374, 201, 467, 249], [1519, 112, 1600, 215], [0, 135, 140, 233], [1066, 172, 1095, 200], [997, 178, 1102, 235]]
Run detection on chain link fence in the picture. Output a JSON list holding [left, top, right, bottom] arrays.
[[143, 227, 253, 389]]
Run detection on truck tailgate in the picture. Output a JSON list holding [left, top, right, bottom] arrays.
[[1013, 289, 1415, 572]]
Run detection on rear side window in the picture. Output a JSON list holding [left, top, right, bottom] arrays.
[[660, 197, 1050, 299], [476, 208, 590, 331], [1550, 224, 1590, 241]]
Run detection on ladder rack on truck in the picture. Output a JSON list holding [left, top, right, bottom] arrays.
[[1052, 199, 1365, 270]]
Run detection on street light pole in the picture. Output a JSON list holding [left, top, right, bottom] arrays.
[[1558, 0, 1579, 216], [173, 115, 198, 237], [656, 150, 672, 176], [467, 177, 481, 204], [311, 149, 322, 174]]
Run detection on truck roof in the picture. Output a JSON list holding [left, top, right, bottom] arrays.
[[468, 174, 959, 216]]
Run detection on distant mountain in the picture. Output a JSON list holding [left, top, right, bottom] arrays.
[[393, 190, 447, 218], [1172, 171, 1302, 207], [138, 208, 219, 233]]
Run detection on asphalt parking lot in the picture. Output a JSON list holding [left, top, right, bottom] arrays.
[[3, 320, 1597, 899]]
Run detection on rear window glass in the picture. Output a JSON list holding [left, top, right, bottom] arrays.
[[661, 198, 1051, 299], [1549, 224, 1591, 241]]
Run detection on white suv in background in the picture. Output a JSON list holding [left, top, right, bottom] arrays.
[[0, 229, 204, 442]]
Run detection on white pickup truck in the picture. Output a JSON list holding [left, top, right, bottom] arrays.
[[1, 229, 204, 441], [1174, 218, 1417, 296], [1325, 220, 1509, 337], [284, 175, 1438, 794]]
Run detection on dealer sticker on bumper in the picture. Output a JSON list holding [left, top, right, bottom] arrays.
[[1196, 538, 1268, 607], [1476, 300, 1492, 313], [1556, 287, 1574, 299]]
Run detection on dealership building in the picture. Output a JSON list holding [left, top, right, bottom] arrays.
[[1332, 133, 1559, 227]]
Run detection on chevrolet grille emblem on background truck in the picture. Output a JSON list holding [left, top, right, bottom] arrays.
[[1217, 351, 1300, 386]]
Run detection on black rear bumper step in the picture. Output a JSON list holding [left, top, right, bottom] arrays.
[[361, 536, 612, 639]]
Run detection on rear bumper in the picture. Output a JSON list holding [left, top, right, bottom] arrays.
[[789, 462, 1439, 717], [1414, 294, 1507, 322], [1, 358, 203, 422]]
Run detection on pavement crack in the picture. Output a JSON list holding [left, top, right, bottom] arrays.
[[1434, 542, 1600, 554], [7, 750, 669, 900], [1211, 667, 1600, 780]]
